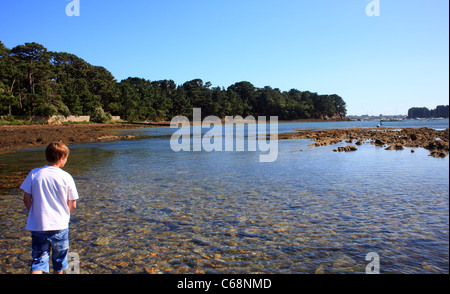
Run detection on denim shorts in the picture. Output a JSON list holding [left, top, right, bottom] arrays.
[[31, 229, 69, 272]]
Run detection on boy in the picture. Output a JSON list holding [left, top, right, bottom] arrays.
[[21, 142, 79, 274]]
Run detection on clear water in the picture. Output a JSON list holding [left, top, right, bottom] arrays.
[[0, 119, 448, 274]]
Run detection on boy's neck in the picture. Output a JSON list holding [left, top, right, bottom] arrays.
[[47, 156, 67, 168], [48, 162, 61, 168]]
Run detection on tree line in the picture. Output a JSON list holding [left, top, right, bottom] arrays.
[[0, 42, 347, 122], [408, 105, 449, 119]]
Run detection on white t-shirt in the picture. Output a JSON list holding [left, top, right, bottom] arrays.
[[20, 165, 79, 231]]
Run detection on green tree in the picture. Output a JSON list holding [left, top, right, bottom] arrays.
[[118, 82, 140, 122], [152, 80, 175, 120], [87, 66, 119, 114], [227, 81, 256, 117], [226, 89, 244, 117], [183, 79, 214, 117], [91, 106, 112, 123], [0, 42, 22, 115], [10, 43, 49, 96], [331, 94, 346, 118], [172, 86, 191, 118], [211, 86, 230, 118], [1, 40, 348, 122], [0, 82, 16, 115]]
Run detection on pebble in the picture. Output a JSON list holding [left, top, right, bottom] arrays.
[[315, 265, 325, 274], [93, 237, 111, 246]]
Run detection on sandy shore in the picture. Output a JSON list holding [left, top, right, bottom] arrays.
[[0, 123, 162, 153], [278, 127, 449, 157]]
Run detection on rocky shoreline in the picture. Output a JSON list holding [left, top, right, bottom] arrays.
[[1, 124, 448, 157], [278, 127, 449, 158], [0, 123, 158, 153]]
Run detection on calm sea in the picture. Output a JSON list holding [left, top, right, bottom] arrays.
[[0, 119, 448, 274]]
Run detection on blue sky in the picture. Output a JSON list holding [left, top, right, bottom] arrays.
[[0, 0, 448, 115]]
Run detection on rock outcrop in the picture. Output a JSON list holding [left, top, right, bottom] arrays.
[[279, 127, 449, 157], [333, 146, 358, 152]]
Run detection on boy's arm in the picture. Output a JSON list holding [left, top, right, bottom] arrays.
[[68, 200, 77, 212], [23, 193, 32, 212]]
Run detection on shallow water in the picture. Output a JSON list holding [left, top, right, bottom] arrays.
[[0, 119, 448, 274]]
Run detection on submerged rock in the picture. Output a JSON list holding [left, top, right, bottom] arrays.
[[93, 236, 111, 246]]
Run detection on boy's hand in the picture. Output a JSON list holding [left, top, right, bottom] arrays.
[[68, 200, 77, 212], [23, 193, 32, 212]]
